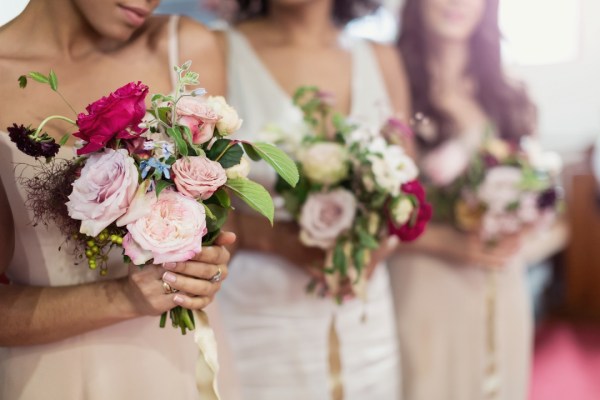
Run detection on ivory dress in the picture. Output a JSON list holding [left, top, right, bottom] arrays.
[[217, 29, 400, 400], [0, 16, 205, 400]]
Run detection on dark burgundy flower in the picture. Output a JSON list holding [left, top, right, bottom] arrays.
[[537, 187, 559, 210], [7, 124, 59, 160], [73, 81, 148, 155], [482, 152, 500, 168], [388, 180, 433, 242]]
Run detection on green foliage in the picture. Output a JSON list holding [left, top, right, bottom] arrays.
[[245, 142, 299, 187], [226, 178, 275, 225], [155, 180, 173, 198]]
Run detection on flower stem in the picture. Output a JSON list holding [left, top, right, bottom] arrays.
[[34, 115, 77, 138]]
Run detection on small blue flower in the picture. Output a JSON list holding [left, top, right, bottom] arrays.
[[140, 157, 171, 180]]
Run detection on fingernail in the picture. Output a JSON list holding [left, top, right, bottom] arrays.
[[173, 294, 185, 304], [162, 272, 177, 283], [163, 262, 176, 270]]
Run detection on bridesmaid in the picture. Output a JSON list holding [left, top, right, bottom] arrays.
[[0, 1, 233, 399], [389, 0, 537, 399], [214, 1, 411, 399]]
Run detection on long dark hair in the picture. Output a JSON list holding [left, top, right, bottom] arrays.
[[399, 0, 536, 148], [235, 0, 380, 25]]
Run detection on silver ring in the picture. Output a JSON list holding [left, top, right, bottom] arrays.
[[209, 268, 222, 283], [162, 280, 178, 294]]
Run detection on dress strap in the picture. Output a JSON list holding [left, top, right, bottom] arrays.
[[168, 15, 181, 90]]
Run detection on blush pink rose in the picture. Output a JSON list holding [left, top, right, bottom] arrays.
[[122, 190, 207, 265], [422, 140, 470, 186], [299, 189, 356, 250], [66, 149, 139, 237], [172, 156, 227, 200], [74, 82, 148, 155], [176, 97, 221, 144]]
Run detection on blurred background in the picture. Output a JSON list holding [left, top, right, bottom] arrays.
[[2, 0, 600, 398]]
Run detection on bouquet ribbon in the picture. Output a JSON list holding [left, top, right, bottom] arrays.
[[194, 310, 220, 400]]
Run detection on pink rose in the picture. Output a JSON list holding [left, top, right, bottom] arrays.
[[422, 140, 470, 186], [176, 97, 221, 144], [172, 156, 227, 200], [74, 82, 148, 155], [299, 189, 356, 250], [123, 190, 207, 265], [66, 149, 139, 237]]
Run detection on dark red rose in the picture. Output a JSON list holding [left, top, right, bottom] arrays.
[[74, 82, 148, 155], [388, 180, 433, 242]]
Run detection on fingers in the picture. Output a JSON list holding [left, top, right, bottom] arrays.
[[214, 231, 237, 247], [173, 293, 213, 310], [163, 260, 227, 281], [161, 270, 221, 297], [191, 245, 231, 265]]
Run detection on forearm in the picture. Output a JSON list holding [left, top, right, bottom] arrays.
[[0, 278, 136, 346]]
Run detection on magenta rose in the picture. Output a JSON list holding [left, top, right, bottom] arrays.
[[172, 156, 227, 200], [176, 97, 221, 144], [388, 180, 432, 242], [74, 82, 148, 155], [122, 190, 207, 265], [66, 149, 139, 237]]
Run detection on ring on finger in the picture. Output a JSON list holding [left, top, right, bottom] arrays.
[[209, 267, 222, 283], [162, 280, 179, 294]]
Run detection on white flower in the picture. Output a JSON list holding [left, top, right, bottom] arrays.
[[206, 96, 243, 135], [298, 142, 349, 186], [391, 197, 414, 225], [422, 139, 470, 186], [478, 166, 523, 213], [521, 137, 563, 176], [226, 157, 251, 180], [299, 189, 357, 249], [368, 145, 418, 196]]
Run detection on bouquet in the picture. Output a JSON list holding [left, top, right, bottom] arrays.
[[423, 131, 563, 243], [8, 62, 298, 332], [272, 87, 431, 299]]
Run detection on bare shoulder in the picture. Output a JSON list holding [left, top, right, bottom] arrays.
[[370, 42, 411, 116]]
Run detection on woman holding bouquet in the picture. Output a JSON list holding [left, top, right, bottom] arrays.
[[388, 0, 555, 399], [0, 1, 234, 399], [215, 0, 410, 398]]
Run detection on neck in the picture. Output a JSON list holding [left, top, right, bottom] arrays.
[[426, 37, 470, 85], [265, 0, 338, 46], [12, 0, 124, 59]]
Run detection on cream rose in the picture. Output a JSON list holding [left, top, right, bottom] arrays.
[[299, 189, 356, 250], [206, 96, 243, 136], [172, 156, 227, 200], [298, 142, 349, 186], [368, 145, 418, 196], [66, 149, 138, 237], [391, 197, 414, 225], [123, 190, 207, 265], [225, 157, 251, 180]]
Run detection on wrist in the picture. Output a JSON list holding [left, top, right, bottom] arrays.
[[110, 277, 142, 320]]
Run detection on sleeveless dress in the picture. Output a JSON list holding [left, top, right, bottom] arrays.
[[0, 16, 206, 400], [388, 129, 533, 400], [217, 29, 400, 400]]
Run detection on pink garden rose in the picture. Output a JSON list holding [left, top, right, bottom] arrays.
[[66, 149, 138, 237], [176, 97, 221, 144], [299, 189, 356, 250], [172, 156, 227, 200], [74, 82, 148, 155], [422, 139, 470, 186], [123, 190, 207, 265]]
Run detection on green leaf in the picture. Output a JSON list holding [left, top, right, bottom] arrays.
[[205, 203, 229, 232], [218, 143, 244, 169], [206, 138, 231, 159], [333, 241, 347, 277], [214, 187, 231, 208], [246, 142, 299, 187], [353, 247, 366, 277], [155, 180, 173, 198], [357, 228, 379, 250], [28, 72, 49, 84], [242, 142, 262, 161], [226, 178, 274, 225], [167, 127, 188, 157], [181, 125, 194, 145], [18, 75, 27, 89], [59, 133, 70, 146], [49, 69, 58, 91], [203, 203, 217, 221]]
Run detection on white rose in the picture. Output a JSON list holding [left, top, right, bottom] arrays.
[[298, 142, 349, 185], [368, 146, 418, 196], [226, 157, 251, 180], [478, 166, 522, 213], [299, 189, 356, 250], [391, 197, 414, 225], [206, 96, 243, 135]]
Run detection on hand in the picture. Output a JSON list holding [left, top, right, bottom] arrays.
[[122, 232, 234, 317], [459, 232, 523, 269]]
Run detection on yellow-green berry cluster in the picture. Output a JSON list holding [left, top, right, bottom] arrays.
[[84, 229, 125, 276]]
